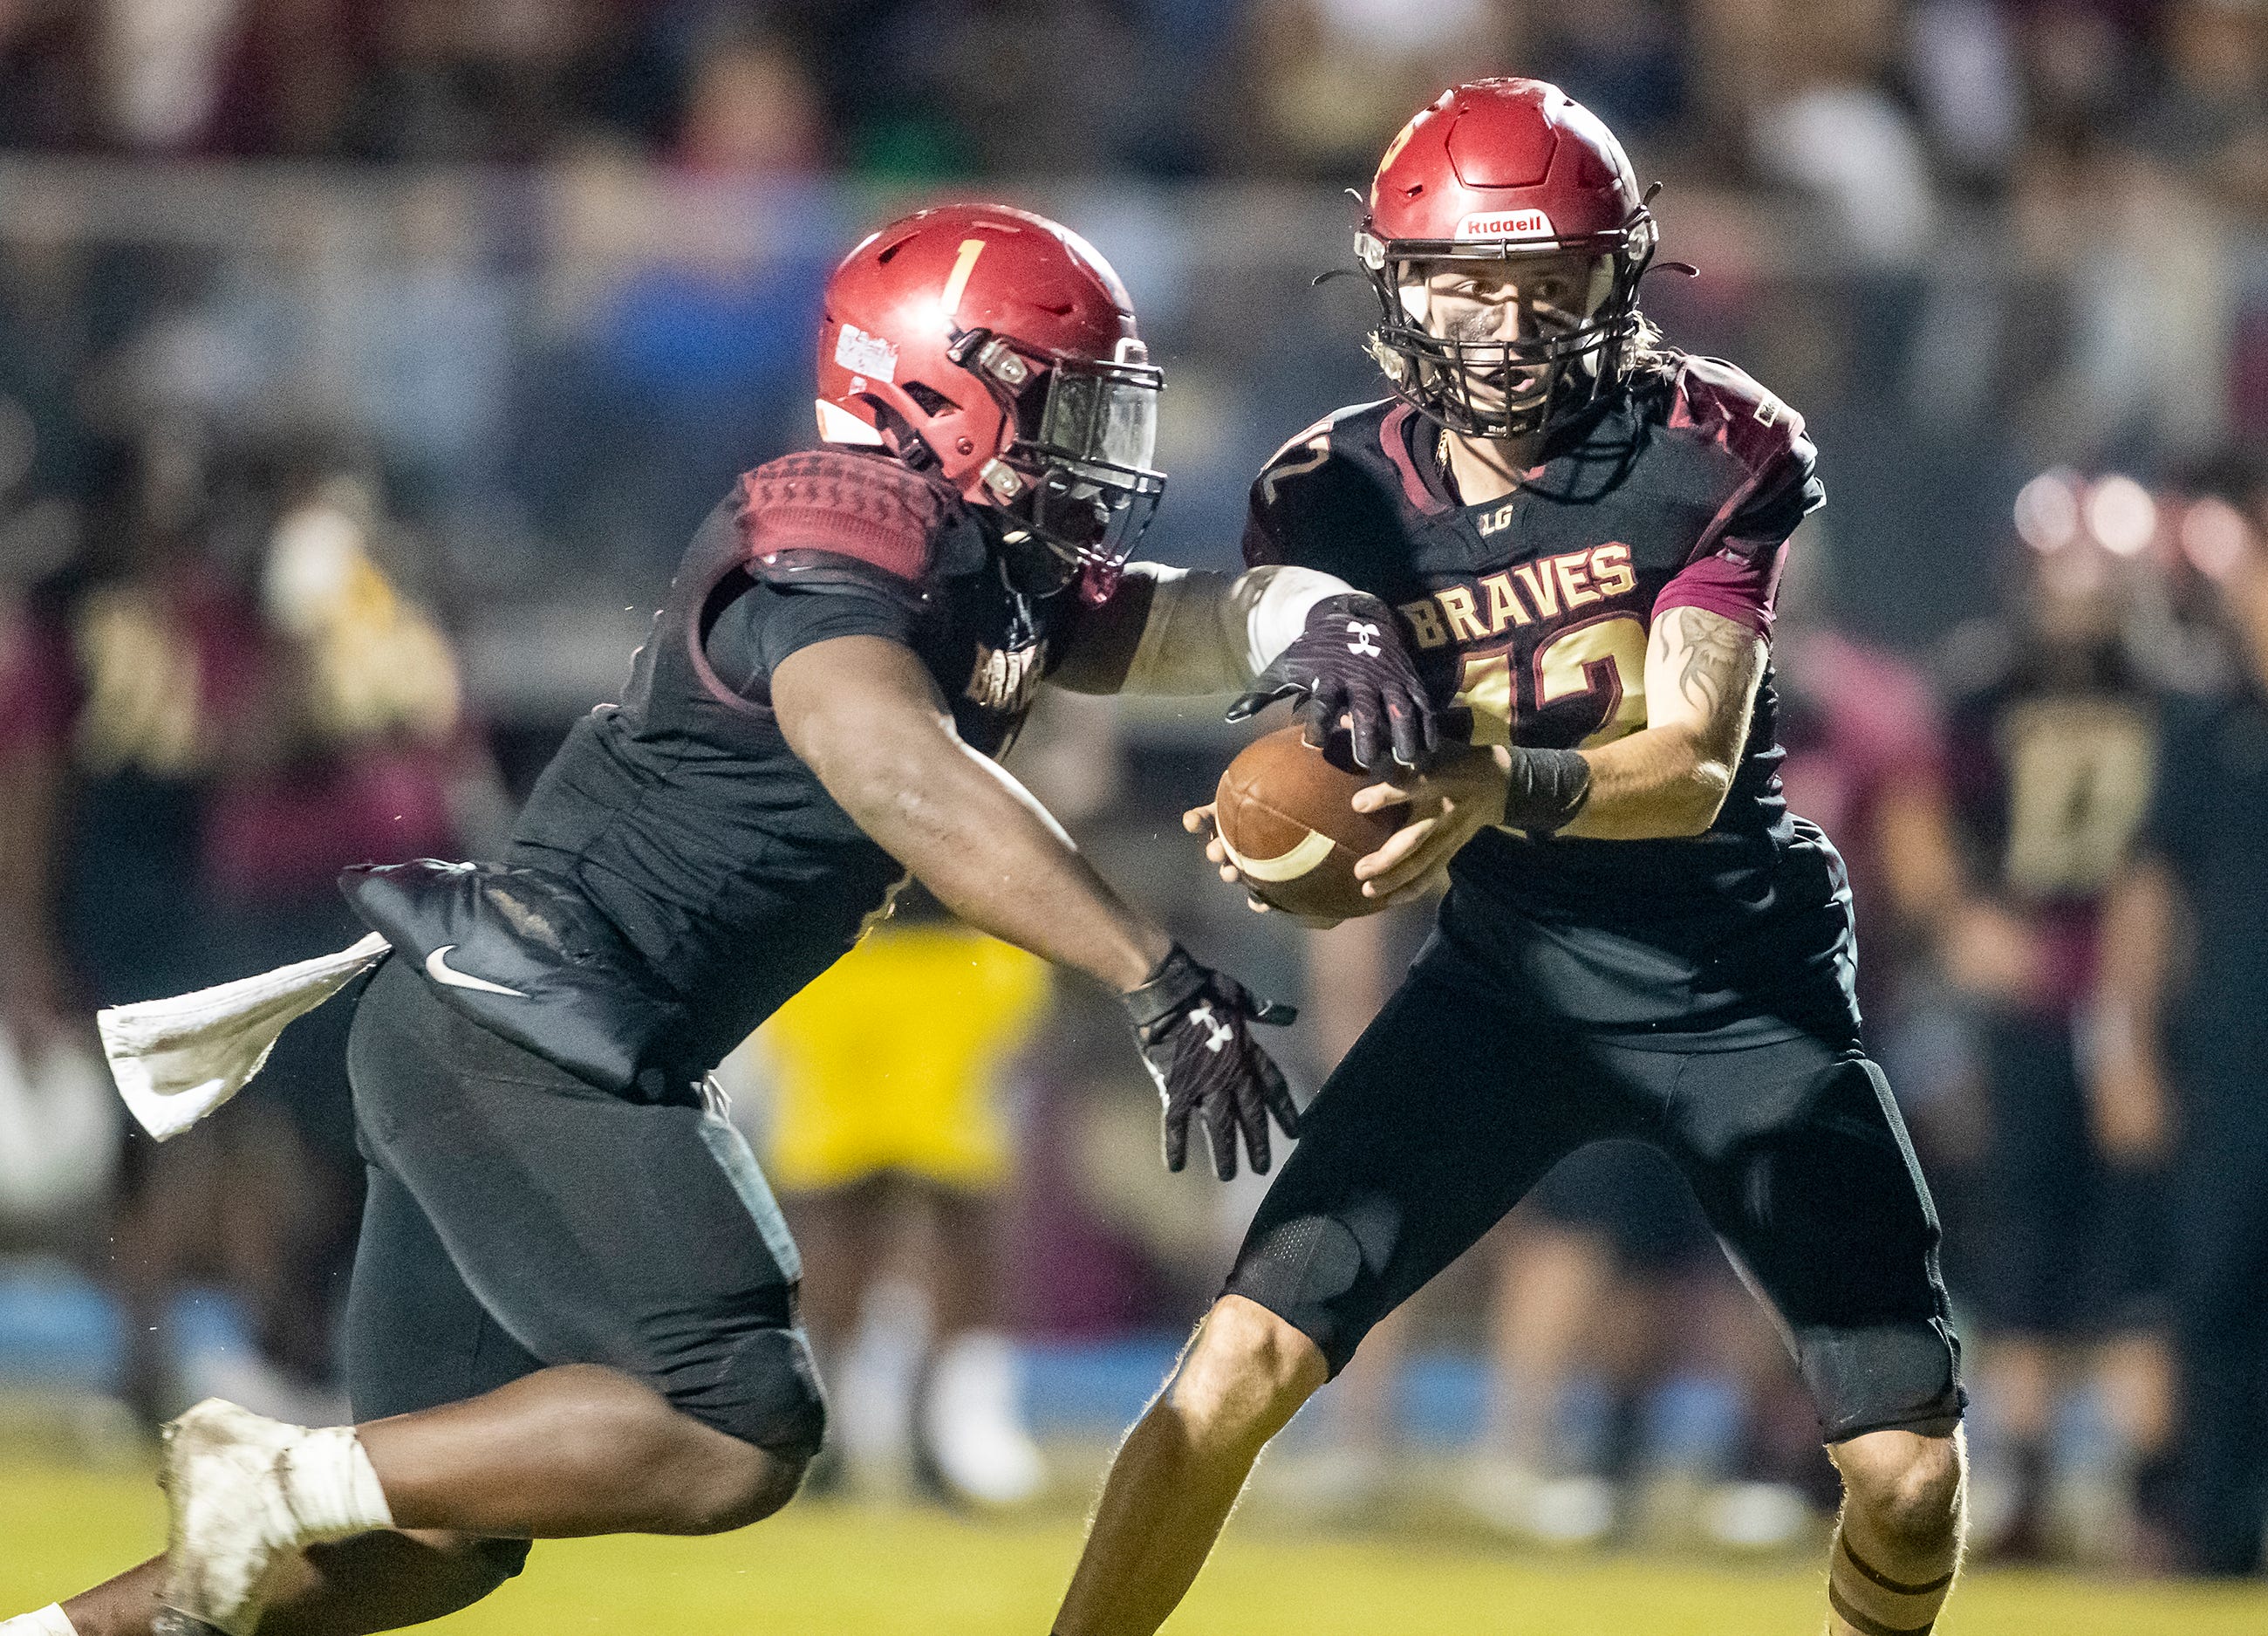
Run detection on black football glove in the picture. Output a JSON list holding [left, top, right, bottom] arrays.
[[1120, 945, 1301, 1181], [1227, 592, 1440, 771]]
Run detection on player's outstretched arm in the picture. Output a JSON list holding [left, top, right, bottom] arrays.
[[1555, 603, 1764, 841], [1053, 563, 1440, 770], [773, 633, 1298, 1178], [775, 633, 1171, 992]]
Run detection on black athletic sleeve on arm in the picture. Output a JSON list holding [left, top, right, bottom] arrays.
[[703, 580, 919, 702]]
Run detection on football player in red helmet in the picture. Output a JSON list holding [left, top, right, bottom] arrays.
[[1356, 81, 1659, 444], [1052, 85, 1967, 1636], [17, 203, 1445, 1636], [813, 208, 1167, 586]]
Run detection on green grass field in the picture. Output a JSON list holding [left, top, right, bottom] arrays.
[[6, 1456, 2265, 1635]]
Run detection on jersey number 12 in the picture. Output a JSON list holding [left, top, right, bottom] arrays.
[[1454, 615, 1649, 750]]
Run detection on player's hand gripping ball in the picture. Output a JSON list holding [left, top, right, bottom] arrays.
[[1225, 592, 1441, 773], [1209, 725, 1404, 921]]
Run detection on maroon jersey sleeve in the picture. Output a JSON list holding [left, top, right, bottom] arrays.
[[1241, 414, 1340, 568], [1653, 358, 1823, 637]]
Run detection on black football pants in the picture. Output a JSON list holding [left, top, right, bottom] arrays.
[[341, 959, 823, 1498], [1224, 965, 1964, 1443]]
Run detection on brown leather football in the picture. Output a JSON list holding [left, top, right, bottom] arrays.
[[1213, 725, 1402, 921]]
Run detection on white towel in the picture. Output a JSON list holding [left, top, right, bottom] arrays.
[[97, 933, 392, 1140]]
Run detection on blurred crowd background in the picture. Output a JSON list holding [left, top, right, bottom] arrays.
[[3, 0, 2267, 1589]]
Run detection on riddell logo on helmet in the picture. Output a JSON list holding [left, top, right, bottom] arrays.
[[1452, 209, 1555, 242]]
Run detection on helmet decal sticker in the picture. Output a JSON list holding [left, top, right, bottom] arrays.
[[939, 236, 987, 323], [833, 323, 898, 383]]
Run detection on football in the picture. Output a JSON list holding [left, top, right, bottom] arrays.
[[1213, 725, 1403, 921]]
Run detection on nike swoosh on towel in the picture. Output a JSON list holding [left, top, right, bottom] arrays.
[[424, 945, 529, 998]]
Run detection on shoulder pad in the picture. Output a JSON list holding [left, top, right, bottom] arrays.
[[1665, 356, 1807, 481], [1254, 411, 1342, 481], [737, 449, 963, 592], [1244, 401, 1399, 566]]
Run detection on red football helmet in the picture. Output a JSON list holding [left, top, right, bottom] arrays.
[[1357, 79, 1657, 439], [816, 202, 1165, 578]]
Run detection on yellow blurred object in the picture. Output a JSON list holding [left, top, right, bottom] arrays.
[[72, 586, 206, 777], [760, 924, 1050, 1194], [265, 497, 463, 742]]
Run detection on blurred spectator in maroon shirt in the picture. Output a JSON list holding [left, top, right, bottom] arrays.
[[0, 431, 500, 1423], [1918, 504, 2176, 1564]]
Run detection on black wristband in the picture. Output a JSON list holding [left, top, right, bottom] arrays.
[[1312, 590, 1396, 626], [1119, 944, 1205, 1039], [1502, 746, 1592, 834]]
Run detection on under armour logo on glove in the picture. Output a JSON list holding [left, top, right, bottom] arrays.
[[1227, 592, 1442, 770], [1189, 1001, 1236, 1053], [1119, 946, 1299, 1180]]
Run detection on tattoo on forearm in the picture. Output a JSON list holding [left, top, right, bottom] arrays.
[[1665, 606, 1752, 719]]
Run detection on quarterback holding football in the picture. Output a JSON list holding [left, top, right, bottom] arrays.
[[1050, 80, 1968, 1636]]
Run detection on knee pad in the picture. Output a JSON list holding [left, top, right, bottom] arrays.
[[1225, 1211, 1370, 1374], [1807, 1318, 1966, 1443], [673, 1324, 829, 1460]]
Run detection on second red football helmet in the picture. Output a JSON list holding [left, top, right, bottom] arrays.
[[1357, 79, 1658, 439], [816, 202, 1165, 579]]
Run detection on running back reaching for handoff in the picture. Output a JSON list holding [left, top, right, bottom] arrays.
[[15, 203, 1447, 1636]]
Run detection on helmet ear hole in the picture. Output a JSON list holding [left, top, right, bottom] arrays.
[[860, 397, 938, 470], [902, 380, 960, 415]]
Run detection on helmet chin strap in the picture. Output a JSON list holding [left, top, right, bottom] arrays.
[[990, 517, 1083, 596]]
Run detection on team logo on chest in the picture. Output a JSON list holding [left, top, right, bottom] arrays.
[[965, 640, 1045, 715], [1397, 544, 1637, 649]]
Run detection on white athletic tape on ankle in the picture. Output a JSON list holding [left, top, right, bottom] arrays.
[[280, 1426, 395, 1541]]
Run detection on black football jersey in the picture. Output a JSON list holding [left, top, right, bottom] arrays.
[[505, 449, 1081, 1072], [1941, 636, 2159, 1022], [1246, 357, 1858, 1043], [1944, 641, 2157, 910]]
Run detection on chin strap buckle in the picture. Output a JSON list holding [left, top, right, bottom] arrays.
[[949, 327, 1033, 388], [979, 459, 1024, 502]]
